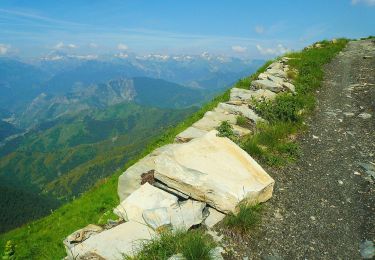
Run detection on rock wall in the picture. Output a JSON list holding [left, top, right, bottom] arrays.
[[64, 57, 296, 259]]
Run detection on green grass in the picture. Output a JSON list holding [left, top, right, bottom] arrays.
[[0, 89, 231, 259], [216, 121, 234, 139], [236, 115, 251, 129], [245, 38, 349, 166], [125, 229, 215, 260], [223, 203, 262, 233], [242, 122, 301, 166]]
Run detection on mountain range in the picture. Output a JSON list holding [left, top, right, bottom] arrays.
[[0, 53, 263, 232]]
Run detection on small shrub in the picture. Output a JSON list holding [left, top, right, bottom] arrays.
[[224, 203, 262, 233], [216, 121, 234, 138]]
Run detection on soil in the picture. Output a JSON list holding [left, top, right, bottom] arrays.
[[220, 39, 375, 259]]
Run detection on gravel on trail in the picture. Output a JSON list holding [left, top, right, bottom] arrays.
[[220, 39, 375, 259]]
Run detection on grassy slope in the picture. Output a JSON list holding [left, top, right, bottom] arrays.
[[0, 91, 232, 259], [0, 39, 348, 259]]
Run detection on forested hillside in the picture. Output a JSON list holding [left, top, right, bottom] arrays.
[[0, 102, 197, 233]]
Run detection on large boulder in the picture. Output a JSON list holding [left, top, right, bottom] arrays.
[[114, 182, 178, 221], [117, 144, 178, 202], [66, 221, 155, 260], [153, 131, 274, 213]]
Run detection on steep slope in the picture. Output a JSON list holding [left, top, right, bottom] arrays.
[[0, 102, 197, 233]]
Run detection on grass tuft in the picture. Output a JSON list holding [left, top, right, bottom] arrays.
[[224, 203, 262, 233], [236, 115, 251, 128], [126, 229, 215, 260], [216, 121, 234, 138]]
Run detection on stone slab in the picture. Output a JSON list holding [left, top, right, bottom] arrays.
[[252, 79, 284, 93], [175, 126, 208, 143], [117, 144, 178, 202], [153, 131, 275, 213], [217, 103, 264, 123], [230, 88, 276, 103], [114, 182, 178, 221], [67, 221, 155, 260]]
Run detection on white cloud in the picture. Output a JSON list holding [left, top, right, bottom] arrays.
[[255, 25, 264, 34], [256, 44, 290, 55], [117, 43, 128, 50], [351, 0, 375, 5], [115, 52, 129, 59], [53, 42, 78, 49], [232, 45, 247, 53], [0, 44, 9, 55], [69, 54, 97, 60]]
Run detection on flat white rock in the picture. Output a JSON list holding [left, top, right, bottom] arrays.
[[204, 207, 226, 228], [266, 74, 287, 85], [252, 79, 284, 93], [67, 221, 155, 260], [153, 131, 275, 213], [282, 82, 296, 92], [117, 144, 178, 202], [265, 68, 288, 78], [175, 126, 208, 143], [217, 103, 264, 123], [142, 200, 206, 231], [114, 182, 178, 221], [192, 110, 236, 131], [230, 88, 276, 102]]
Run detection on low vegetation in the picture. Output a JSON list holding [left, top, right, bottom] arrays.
[[223, 203, 262, 233], [216, 121, 234, 139], [245, 38, 348, 166], [125, 229, 216, 260]]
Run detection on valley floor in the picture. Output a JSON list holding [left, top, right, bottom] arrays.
[[223, 40, 375, 259]]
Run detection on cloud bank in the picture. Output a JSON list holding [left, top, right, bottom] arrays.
[[256, 44, 290, 55]]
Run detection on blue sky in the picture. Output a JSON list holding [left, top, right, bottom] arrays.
[[0, 0, 374, 59]]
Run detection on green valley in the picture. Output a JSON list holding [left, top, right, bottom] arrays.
[[0, 102, 197, 233]]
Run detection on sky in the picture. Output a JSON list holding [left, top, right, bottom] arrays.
[[0, 0, 374, 59]]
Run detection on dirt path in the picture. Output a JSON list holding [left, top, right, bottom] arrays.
[[225, 40, 375, 259]]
